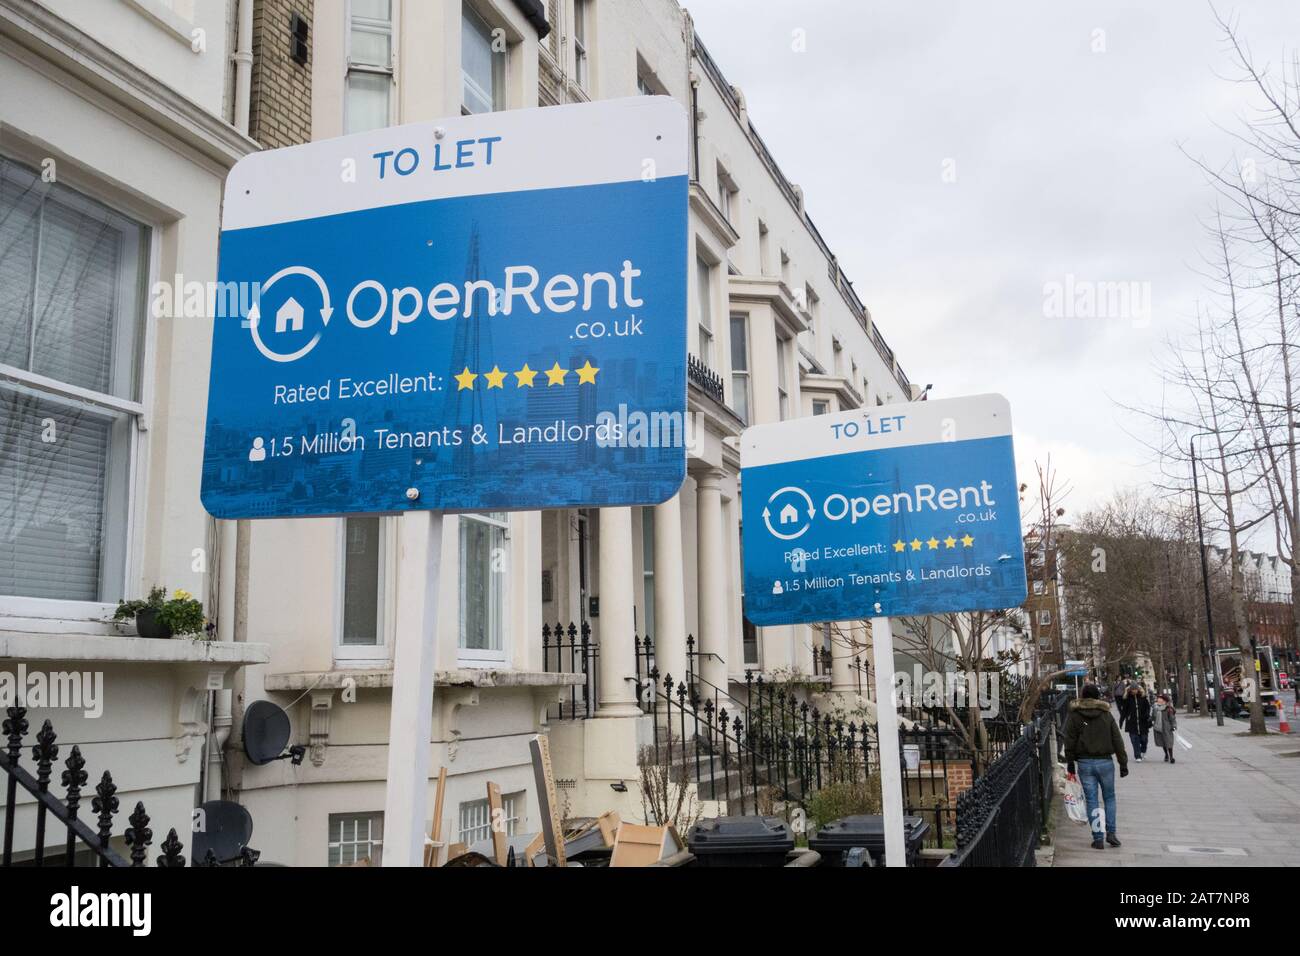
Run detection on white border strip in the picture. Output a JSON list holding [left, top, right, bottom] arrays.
[[740, 393, 1014, 468], [222, 96, 688, 231]]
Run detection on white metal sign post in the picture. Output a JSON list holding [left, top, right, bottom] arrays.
[[870, 615, 907, 867], [383, 512, 443, 867], [740, 394, 1027, 867]]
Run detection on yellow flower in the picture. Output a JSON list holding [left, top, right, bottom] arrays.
[[173, 589, 192, 602]]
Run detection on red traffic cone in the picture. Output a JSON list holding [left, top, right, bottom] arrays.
[[1281, 703, 1292, 734]]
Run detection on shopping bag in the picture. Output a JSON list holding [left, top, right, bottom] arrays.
[[1063, 776, 1088, 825]]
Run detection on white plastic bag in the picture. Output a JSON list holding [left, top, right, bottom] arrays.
[[1063, 775, 1088, 825]]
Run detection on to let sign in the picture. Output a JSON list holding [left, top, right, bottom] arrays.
[[740, 394, 1027, 624], [201, 96, 688, 519]]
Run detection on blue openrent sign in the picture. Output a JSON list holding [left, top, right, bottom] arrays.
[[201, 97, 687, 519], [740, 394, 1027, 624]]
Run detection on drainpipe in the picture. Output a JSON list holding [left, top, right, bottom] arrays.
[[233, 0, 254, 133], [207, 0, 254, 804]]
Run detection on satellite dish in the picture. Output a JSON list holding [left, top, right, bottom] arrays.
[[192, 800, 253, 865], [243, 700, 293, 765]]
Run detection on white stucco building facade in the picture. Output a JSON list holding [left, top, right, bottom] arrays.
[[1, 0, 923, 866]]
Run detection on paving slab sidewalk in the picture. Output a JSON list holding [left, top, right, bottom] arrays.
[[1052, 709, 1300, 867]]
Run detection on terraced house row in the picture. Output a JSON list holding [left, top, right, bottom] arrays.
[[0, 0, 922, 865]]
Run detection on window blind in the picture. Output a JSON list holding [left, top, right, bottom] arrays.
[[0, 388, 113, 601]]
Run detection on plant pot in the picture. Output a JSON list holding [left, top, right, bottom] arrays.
[[135, 607, 173, 639]]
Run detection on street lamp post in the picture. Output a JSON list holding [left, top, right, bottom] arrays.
[[1190, 432, 1225, 727]]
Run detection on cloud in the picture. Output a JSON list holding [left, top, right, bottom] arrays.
[[685, 0, 1300, 514]]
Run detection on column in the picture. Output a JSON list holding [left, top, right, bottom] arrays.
[[653, 492, 688, 691], [696, 470, 730, 699], [596, 506, 641, 716]]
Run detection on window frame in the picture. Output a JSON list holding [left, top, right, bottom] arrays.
[[458, 511, 510, 665], [572, 0, 590, 90], [461, 2, 507, 115], [334, 515, 396, 663], [327, 811, 384, 866], [695, 255, 715, 367], [775, 333, 791, 421], [344, 0, 398, 134], [457, 791, 523, 844], [728, 312, 751, 423], [0, 154, 158, 622]]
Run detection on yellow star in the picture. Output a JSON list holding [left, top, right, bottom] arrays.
[[944, 535, 957, 549], [909, 538, 922, 551], [926, 537, 940, 550], [575, 360, 599, 384], [454, 366, 476, 390], [545, 362, 568, 386], [484, 365, 507, 389], [961, 533, 975, 547], [892, 540, 906, 553], [514, 363, 537, 387]]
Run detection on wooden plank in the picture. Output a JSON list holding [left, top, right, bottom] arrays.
[[529, 734, 566, 866], [596, 810, 621, 847], [523, 832, 545, 867], [423, 766, 448, 867], [486, 781, 508, 866]]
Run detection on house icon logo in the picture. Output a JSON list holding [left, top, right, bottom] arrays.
[[275, 297, 305, 334], [246, 265, 333, 364], [761, 486, 815, 541]]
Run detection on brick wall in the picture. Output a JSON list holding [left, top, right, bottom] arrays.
[[943, 761, 974, 807], [250, 0, 313, 148]]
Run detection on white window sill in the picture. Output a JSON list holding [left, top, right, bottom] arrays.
[[263, 668, 584, 693], [0, 628, 270, 666]]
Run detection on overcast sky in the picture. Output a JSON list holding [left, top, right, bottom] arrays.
[[684, 0, 1300, 518]]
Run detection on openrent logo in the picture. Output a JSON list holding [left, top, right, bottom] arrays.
[[244, 259, 646, 364]]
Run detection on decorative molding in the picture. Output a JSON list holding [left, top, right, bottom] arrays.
[[0, 0, 259, 169], [437, 688, 480, 742], [308, 690, 333, 767], [173, 685, 208, 764]]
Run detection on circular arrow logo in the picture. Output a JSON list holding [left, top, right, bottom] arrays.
[[247, 265, 333, 364], [763, 486, 816, 540]]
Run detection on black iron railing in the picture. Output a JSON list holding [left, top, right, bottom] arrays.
[[1, 706, 255, 867], [541, 621, 598, 719], [940, 713, 1054, 868], [687, 354, 726, 405]]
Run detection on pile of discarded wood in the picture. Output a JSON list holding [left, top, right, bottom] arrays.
[[425, 735, 683, 868]]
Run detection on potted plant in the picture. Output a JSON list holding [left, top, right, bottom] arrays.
[[114, 587, 207, 639]]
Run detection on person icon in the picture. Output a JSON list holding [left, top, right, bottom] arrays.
[[771, 580, 784, 595], [248, 436, 267, 462]]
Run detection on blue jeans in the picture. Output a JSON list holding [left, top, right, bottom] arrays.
[[1128, 731, 1147, 758], [1076, 757, 1117, 837]]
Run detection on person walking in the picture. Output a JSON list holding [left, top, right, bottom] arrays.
[[1118, 683, 1152, 761], [1064, 683, 1129, 849], [1152, 692, 1178, 763]]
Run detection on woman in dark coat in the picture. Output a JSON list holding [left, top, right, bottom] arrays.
[[1152, 693, 1178, 762], [1119, 685, 1152, 761]]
